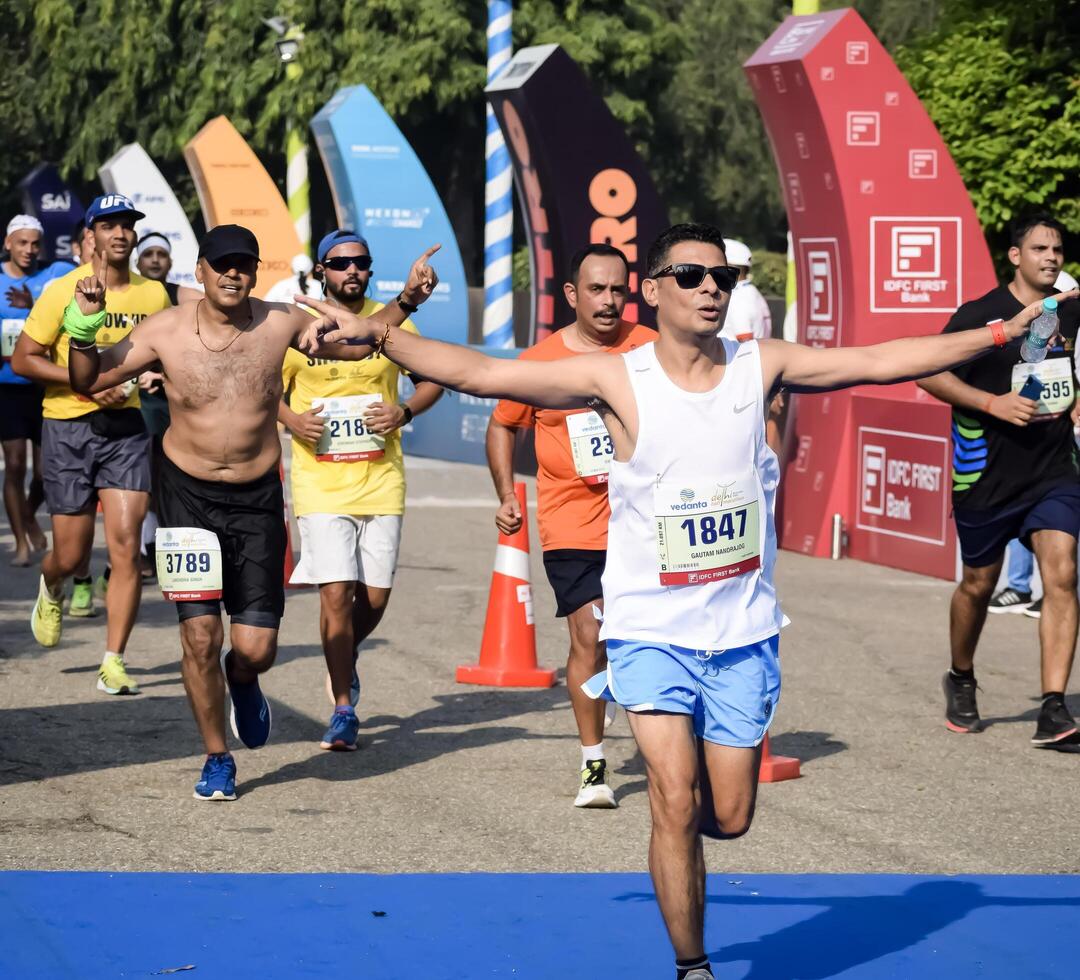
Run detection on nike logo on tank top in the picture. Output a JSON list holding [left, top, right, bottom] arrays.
[[600, 340, 788, 650]]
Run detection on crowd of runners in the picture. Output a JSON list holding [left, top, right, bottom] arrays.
[[2, 191, 1078, 979]]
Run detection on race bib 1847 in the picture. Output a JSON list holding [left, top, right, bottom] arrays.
[[655, 477, 761, 586], [566, 410, 613, 485], [1, 319, 23, 359], [1011, 359, 1075, 419], [313, 395, 385, 462], [155, 527, 223, 601]]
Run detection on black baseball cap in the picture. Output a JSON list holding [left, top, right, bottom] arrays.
[[198, 224, 260, 264]]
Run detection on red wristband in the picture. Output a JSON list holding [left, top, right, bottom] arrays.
[[989, 321, 1007, 348]]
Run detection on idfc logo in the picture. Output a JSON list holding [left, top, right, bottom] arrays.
[[589, 168, 641, 322], [797, 238, 842, 347], [870, 217, 962, 313], [41, 192, 72, 211]]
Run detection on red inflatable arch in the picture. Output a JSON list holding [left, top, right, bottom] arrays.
[[745, 9, 998, 579]]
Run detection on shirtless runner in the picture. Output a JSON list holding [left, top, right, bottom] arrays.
[[64, 224, 437, 800]]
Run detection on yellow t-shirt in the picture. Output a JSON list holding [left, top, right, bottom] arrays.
[[23, 264, 169, 420], [282, 298, 419, 516]]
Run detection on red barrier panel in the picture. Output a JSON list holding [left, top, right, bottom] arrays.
[[745, 9, 998, 579]]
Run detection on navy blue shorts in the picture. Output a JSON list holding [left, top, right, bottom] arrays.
[[954, 482, 1080, 568]]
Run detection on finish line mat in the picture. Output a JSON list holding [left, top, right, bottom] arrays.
[[2, 872, 1077, 978]]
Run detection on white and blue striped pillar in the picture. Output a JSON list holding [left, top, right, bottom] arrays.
[[482, 0, 514, 348]]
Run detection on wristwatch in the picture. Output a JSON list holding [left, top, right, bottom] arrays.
[[401, 404, 414, 425], [396, 294, 419, 315]]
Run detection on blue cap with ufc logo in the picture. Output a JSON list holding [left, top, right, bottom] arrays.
[[85, 194, 146, 226]]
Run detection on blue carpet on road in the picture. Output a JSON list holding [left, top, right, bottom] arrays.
[[1, 872, 1076, 979]]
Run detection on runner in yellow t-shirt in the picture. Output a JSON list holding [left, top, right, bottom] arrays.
[[278, 230, 442, 750], [12, 194, 169, 695]]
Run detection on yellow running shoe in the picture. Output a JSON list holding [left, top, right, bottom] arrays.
[[30, 576, 63, 648], [68, 579, 97, 618], [97, 654, 139, 695]]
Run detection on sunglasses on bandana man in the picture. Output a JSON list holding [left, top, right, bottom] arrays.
[[652, 263, 740, 293], [322, 255, 373, 272]]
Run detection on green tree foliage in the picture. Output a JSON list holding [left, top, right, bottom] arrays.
[[896, 0, 1080, 266], [1, 0, 1075, 286]]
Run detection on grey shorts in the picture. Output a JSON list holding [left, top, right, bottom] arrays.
[[41, 416, 152, 515]]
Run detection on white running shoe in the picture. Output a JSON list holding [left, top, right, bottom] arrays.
[[574, 759, 617, 808]]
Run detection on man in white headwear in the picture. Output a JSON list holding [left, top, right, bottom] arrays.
[[718, 239, 772, 343], [264, 253, 323, 304]]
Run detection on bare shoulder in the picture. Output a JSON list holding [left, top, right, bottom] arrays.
[[137, 303, 186, 335], [135, 304, 188, 351], [254, 298, 311, 335]]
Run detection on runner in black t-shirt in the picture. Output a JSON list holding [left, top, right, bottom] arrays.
[[918, 212, 1080, 749]]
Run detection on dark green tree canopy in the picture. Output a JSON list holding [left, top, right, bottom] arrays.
[[2, 0, 1075, 281]]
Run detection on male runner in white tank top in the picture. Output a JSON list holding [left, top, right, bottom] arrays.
[[295, 225, 1074, 980]]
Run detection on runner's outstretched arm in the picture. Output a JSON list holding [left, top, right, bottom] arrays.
[[288, 245, 443, 358], [299, 301, 609, 409], [762, 289, 1077, 395]]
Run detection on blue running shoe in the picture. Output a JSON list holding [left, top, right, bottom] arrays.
[[320, 707, 360, 751], [324, 653, 361, 708], [194, 753, 237, 801], [224, 653, 272, 749]]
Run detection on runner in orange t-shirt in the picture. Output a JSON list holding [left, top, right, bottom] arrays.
[[487, 244, 655, 808]]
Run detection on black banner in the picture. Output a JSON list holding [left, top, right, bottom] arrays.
[[487, 44, 669, 341]]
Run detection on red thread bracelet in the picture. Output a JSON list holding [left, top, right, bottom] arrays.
[[989, 321, 1007, 348]]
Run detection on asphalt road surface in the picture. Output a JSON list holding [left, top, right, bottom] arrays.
[[2, 456, 1077, 876]]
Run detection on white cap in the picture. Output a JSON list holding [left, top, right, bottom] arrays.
[[723, 238, 753, 268], [6, 214, 44, 237], [291, 253, 314, 276], [1056, 269, 1079, 292]]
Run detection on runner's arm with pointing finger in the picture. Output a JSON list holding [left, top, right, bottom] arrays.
[[66, 251, 164, 395], [760, 289, 1078, 397], [297, 246, 613, 408], [289, 245, 443, 358]]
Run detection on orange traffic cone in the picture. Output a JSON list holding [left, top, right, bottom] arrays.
[[758, 734, 800, 782], [457, 482, 556, 688], [279, 462, 303, 590]]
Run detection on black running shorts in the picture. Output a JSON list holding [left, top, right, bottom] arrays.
[[954, 481, 1080, 568], [541, 548, 606, 618], [0, 383, 43, 443], [156, 453, 286, 629]]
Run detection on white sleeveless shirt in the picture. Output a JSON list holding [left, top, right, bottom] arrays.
[[600, 339, 787, 650]]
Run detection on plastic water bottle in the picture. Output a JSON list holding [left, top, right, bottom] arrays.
[[1020, 298, 1059, 363]]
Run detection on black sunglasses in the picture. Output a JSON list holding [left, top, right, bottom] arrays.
[[323, 255, 372, 272], [652, 263, 739, 293]]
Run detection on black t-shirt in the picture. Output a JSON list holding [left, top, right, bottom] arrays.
[[943, 285, 1080, 513]]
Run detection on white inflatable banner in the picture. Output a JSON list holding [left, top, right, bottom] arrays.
[[99, 143, 199, 287]]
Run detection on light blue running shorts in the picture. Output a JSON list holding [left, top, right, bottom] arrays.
[[583, 634, 781, 748]]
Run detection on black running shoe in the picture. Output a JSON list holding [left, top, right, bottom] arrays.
[[1022, 597, 1042, 620], [1032, 696, 1080, 749], [943, 671, 982, 733], [987, 588, 1033, 614]]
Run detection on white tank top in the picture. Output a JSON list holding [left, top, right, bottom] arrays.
[[600, 339, 787, 649]]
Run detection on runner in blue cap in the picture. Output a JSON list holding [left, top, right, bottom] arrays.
[[14, 194, 169, 697], [279, 229, 442, 750]]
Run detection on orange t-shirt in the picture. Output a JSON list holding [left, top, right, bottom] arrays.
[[492, 322, 656, 552]]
